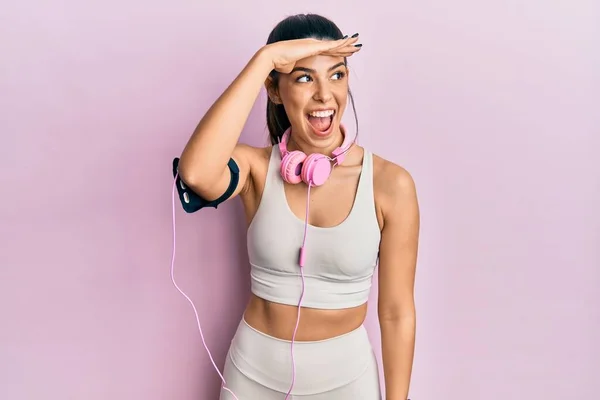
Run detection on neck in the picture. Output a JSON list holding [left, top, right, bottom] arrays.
[[287, 125, 348, 158]]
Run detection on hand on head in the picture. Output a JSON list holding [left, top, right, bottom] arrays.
[[265, 34, 362, 74]]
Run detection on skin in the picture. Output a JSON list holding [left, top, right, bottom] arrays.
[[178, 39, 419, 400]]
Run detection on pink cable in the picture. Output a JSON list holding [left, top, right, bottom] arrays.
[[171, 173, 310, 400], [300, 183, 312, 264], [284, 182, 311, 400], [170, 174, 240, 400]]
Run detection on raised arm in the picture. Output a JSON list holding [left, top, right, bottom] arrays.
[[177, 36, 361, 203], [177, 48, 274, 202]]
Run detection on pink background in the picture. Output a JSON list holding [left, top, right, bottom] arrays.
[[1, 1, 598, 399]]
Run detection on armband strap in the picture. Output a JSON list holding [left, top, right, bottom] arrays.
[[172, 157, 240, 213]]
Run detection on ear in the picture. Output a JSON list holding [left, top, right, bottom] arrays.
[[265, 76, 282, 104]]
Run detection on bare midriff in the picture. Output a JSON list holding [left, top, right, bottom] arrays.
[[243, 293, 368, 341]]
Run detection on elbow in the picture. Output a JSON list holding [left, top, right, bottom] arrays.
[[176, 162, 200, 191], [379, 312, 416, 338], [378, 304, 416, 325], [177, 162, 200, 188], [178, 168, 219, 198], [177, 155, 218, 194]]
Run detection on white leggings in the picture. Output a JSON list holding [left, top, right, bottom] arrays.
[[218, 318, 382, 400]]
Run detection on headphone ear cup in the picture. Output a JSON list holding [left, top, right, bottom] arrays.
[[301, 153, 332, 186], [280, 150, 307, 184]]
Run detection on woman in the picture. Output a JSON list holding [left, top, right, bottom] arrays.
[[177, 13, 419, 400]]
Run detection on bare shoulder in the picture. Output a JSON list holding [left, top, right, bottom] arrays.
[[371, 151, 419, 226], [372, 153, 416, 195]]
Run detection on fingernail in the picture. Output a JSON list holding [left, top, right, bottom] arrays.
[[351, 33, 359, 38], [354, 43, 362, 47], [342, 35, 348, 39]]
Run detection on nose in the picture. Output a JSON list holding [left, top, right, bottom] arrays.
[[313, 81, 333, 103]]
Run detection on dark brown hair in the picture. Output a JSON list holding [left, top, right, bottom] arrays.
[[265, 13, 359, 145]]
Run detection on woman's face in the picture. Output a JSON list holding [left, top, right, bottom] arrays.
[[271, 54, 349, 150]]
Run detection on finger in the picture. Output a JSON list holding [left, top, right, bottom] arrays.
[[323, 51, 360, 58], [313, 40, 348, 54], [298, 38, 340, 58], [322, 44, 362, 57], [328, 35, 360, 50], [302, 36, 360, 59], [315, 34, 359, 51]]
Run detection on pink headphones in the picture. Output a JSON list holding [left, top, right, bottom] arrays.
[[278, 124, 355, 186]]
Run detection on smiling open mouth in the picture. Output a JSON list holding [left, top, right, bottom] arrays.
[[306, 109, 335, 136]]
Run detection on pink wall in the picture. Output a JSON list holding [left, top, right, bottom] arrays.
[[1, 1, 598, 399]]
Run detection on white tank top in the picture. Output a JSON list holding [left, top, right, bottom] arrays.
[[246, 146, 381, 309]]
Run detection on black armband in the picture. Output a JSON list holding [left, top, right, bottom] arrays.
[[172, 157, 240, 213]]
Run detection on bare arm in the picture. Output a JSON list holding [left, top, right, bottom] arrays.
[[177, 37, 360, 202], [377, 164, 420, 400], [177, 48, 274, 201]]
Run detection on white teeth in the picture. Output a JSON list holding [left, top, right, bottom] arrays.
[[308, 110, 335, 118]]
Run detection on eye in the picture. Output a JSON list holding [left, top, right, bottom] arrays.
[[295, 71, 346, 83], [296, 74, 312, 83]]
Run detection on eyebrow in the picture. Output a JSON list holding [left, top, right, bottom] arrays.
[[290, 62, 346, 74]]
